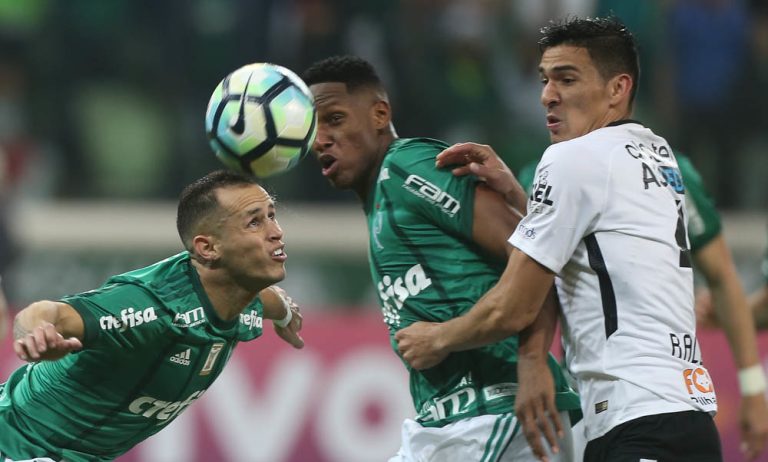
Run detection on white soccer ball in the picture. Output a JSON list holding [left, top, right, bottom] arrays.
[[205, 63, 317, 178]]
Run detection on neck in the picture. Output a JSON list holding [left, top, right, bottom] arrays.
[[191, 259, 261, 321], [353, 131, 397, 202]]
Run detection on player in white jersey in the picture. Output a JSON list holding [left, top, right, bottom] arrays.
[[395, 16, 732, 462]]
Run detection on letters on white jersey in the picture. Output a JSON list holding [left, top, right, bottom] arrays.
[[509, 122, 715, 441]]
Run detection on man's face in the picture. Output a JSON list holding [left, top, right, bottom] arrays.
[[211, 184, 286, 287], [309, 82, 383, 191], [539, 45, 616, 143]]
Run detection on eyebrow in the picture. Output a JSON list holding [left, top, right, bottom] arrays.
[[244, 202, 275, 217], [539, 64, 580, 74]]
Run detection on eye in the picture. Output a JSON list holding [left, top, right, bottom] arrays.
[[540, 77, 549, 85], [248, 216, 262, 227], [329, 113, 344, 125]]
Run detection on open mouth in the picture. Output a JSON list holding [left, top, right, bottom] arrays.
[[272, 247, 287, 261], [318, 154, 338, 176], [546, 115, 561, 130]]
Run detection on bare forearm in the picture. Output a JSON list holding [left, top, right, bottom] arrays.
[[259, 287, 290, 320], [439, 286, 527, 354], [14, 300, 84, 342], [14, 301, 63, 340], [710, 276, 761, 368], [518, 288, 559, 361]]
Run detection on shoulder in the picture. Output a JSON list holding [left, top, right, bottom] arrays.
[[384, 138, 449, 171]]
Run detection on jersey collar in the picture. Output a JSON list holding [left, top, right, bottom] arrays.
[[606, 119, 643, 128]]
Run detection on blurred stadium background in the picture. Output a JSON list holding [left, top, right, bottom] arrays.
[[0, 0, 766, 461]]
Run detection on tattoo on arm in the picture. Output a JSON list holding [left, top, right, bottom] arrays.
[[13, 317, 29, 341]]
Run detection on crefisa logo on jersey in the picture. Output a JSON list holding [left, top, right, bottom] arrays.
[[378, 264, 432, 326], [128, 389, 206, 424], [99, 307, 158, 331], [239, 309, 262, 330]]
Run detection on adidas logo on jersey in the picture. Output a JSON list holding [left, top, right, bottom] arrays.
[[170, 348, 191, 366]]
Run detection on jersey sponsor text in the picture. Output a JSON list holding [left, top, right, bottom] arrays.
[[402, 174, 460, 216], [128, 389, 205, 423], [99, 307, 158, 331], [239, 310, 262, 330], [173, 307, 206, 328], [377, 264, 432, 326]]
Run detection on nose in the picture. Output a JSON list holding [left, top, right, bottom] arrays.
[[541, 81, 559, 109], [312, 126, 332, 154], [270, 219, 284, 241]]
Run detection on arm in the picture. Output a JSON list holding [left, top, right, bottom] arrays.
[[13, 300, 84, 362], [436, 142, 528, 212], [693, 234, 768, 460], [515, 288, 564, 459], [751, 284, 768, 329], [395, 248, 555, 369], [259, 285, 304, 349]]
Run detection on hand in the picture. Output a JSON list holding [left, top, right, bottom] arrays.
[[435, 143, 523, 206], [740, 393, 768, 460], [394, 321, 448, 370], [13, 321, 82, 362], [694, 288, 719, 328], [271, 287, 304, 349], [515, 356, 563, 462]]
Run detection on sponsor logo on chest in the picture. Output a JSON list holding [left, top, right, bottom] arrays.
[[402, 174, 460, 216], [128, 389, 206, 424], [378, 263, 432, 326], [173, 307, 206, 328], [99, 307, 158, 331]]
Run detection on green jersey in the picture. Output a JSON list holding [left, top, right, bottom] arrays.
[[367, 138, 579, 428], [0, 252, 264, 462], [518, 152, 722, 252]]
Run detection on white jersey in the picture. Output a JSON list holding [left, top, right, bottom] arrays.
[[509, 121, 717, 441]]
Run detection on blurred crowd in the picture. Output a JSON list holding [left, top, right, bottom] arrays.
[[0, 0, 766, 282]]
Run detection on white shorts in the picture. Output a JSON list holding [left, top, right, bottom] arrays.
[[389, 411, 574, 462], [2, 458, 57, 462]]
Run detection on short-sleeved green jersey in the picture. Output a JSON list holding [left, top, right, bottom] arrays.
[[518, 152, 722, 253], [0, 252, 264, 461], [367, 138, 579, 428]]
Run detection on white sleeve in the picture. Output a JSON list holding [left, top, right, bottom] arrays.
[[509, 143, 610, 273]]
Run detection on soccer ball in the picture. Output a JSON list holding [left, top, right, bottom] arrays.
[[205, 63, 317, 178]]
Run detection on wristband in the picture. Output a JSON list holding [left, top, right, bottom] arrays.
[[738, 364, 768, 396], [274, 301, 293, 328]]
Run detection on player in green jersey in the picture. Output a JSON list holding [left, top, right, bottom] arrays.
[[519, 153, 768, 459], [302, 55, 579, 462], [1, 170, 304, 462]]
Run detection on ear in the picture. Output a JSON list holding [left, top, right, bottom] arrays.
[[192, 234, 219, 265], [609, 73, 633, 108], [371, 99, 391, 130]]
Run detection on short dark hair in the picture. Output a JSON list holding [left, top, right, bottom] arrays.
[[176, 170, 260, 250], [302, 55, 383, 92], [539, 16, 640, 105]]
